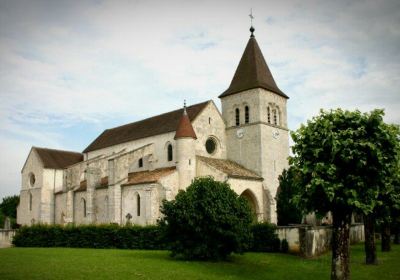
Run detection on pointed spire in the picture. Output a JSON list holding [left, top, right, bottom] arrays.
[[174, 102, 197, 140], [219, 32, 288, 99]]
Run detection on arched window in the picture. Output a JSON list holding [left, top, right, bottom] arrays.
[[267, 107, 271, 124], [235, 108, 240, 126], [245, 106, 249, 124], [138, 158, 143, 168], [82, 198, 87, 217], [136, 194, 141, 216], [273, 109, 278, 125], [167, 144, 173, 161], [29, 192, 32, 211], [105, 196, 109, 221]]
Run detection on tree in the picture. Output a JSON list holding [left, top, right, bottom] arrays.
[[376, 163, 400, 252], [290, 109, 399, 280], [160, 177, 253, 260], [276, 168, 303, 226], [0, 195, 20, 218]]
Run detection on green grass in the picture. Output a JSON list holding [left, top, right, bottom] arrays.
[[0, 244, 399, 280]]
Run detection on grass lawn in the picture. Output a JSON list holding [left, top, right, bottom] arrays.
[[0, 243, 399, 280]]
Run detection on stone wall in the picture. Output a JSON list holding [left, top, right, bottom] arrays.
[[0, 230, 15, 248], [276, 224, 365, 257]]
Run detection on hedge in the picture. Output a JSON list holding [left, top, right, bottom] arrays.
[[12, 224, 167, 250], [13, 223, 282, 252], [250, 222, 281, 252]]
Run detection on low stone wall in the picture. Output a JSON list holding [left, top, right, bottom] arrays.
[[276, 224, 364, 257], [0, 229, 16, 248]]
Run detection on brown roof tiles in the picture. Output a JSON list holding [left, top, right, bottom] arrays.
[[122, 167, 176, 187], [34, 147, 83, 169], [219, 36, 288, 99], [174, 110, 197, 139], [197, 156, 262, 181], [83, 101, 209, 153]]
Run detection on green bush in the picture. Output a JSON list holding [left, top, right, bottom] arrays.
[[160, 177, 253, 260], [12, 224, 167, 249], [281, 239, 289, 253], [250, 222, 280, 252]]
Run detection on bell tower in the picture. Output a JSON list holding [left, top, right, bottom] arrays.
[[219, 27, 289, 223]]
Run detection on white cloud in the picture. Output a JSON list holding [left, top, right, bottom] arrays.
[[0, 0, 399, 198]]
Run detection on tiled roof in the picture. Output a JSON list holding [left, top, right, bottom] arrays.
[[75, 176, 108, 192], [219, 36, 288, 99], [75, 180, 87, 192], [197, 156, 263, 181], [174, 109, 197, 139], [83, 101, 209, 153], [122, 167, 176, 186], [34, 147, 83, 169]]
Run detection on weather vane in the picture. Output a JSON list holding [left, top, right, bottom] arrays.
[[249, 8, 255, 37]]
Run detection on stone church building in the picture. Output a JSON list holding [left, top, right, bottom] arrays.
[[17, 29, 289, 226]]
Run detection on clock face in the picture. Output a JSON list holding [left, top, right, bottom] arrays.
[[236, 128, 244, 139], [272, 130, 280, 139]]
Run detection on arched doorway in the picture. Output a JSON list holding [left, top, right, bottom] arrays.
[[240, 189, 259, 221]]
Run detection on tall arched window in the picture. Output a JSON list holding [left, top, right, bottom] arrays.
[[136, 194, 141, 216], [267, 107, 271, 124], [138, 158, 143, 168], [167, 144, 173, 161], [273, 109, 278, 125], [29, 192, 32, 211], [82, 198, 87, 217], [235, 108, 240, 126], [245, 106, 250, 124], [104, 196, 109, 221]]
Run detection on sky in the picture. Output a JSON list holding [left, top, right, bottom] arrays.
[[0, 0, 399, 199]]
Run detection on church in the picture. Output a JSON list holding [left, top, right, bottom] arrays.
[[17, 27, 289, 226]]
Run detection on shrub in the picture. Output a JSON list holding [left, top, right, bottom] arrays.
[[160, 177, 253, 260], [12, 224, 167, 249], [281, 239, 289, 253], [250, 222, 280, 252], [276, 168, 302, 226]]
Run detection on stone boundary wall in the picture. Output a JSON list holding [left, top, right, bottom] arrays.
[[0, 229, 16, 248], [276, 224, 364, 257]]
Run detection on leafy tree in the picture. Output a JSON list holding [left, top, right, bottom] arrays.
[[0, 195, 20, 218], [376, 164, 400, 252], [290, 109, 399, 280], [276, 168, 303, 226], [160, 177, 253, 260]]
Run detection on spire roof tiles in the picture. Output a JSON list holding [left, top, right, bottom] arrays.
[[219, 35, 288, 99]]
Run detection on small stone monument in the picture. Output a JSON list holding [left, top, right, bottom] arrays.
[[125, 213, 132, 225], [4, 217, 11, 230]]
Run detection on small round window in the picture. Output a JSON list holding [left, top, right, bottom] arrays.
[[29, 173, 36, 187], [205, 138, 217, 154]]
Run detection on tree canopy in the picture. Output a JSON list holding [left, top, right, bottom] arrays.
[[160, 177, 253, 260], [276, 168, 303, 226], [290, 108, 400, 280]]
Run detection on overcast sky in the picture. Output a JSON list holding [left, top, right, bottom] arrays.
[[0, 0, 399, 199]]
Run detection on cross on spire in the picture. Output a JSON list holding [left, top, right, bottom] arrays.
[[249, 8, 255, 37]]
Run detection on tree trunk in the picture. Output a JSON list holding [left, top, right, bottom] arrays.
[[364, 214, 378, 265], [331, 210, 351, 280], [381, 221, 391, 252], [394, 224, 400, 244]]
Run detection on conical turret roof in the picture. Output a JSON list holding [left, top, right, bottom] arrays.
[[219, 35, 288, 99], [174, 107, 197, 139]]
